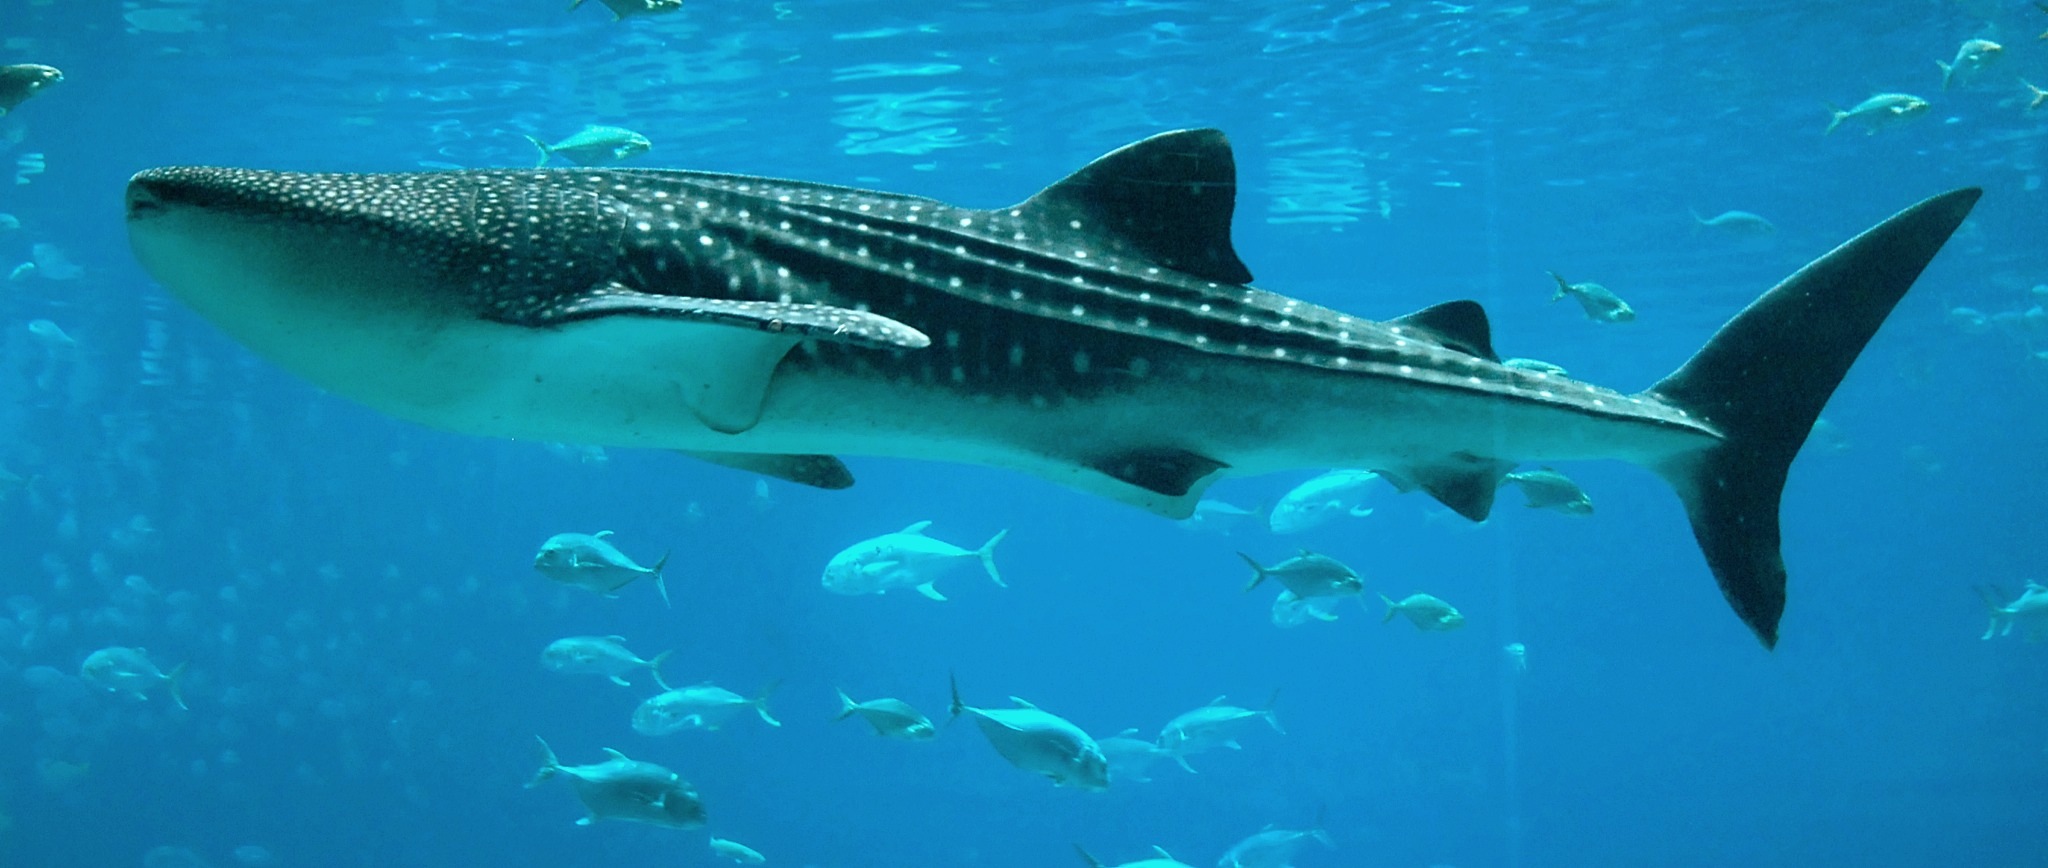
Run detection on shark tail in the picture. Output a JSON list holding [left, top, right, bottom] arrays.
[[975, 530, 1009, 587], [164, 661, 189, 711], [1641, 188, 1980, 650], [524, 135, 553, 168], [528, 735, 562, 788], [1236, 552, 1269, 592], [645, 649, 674, 687], [753, 680, 783, 727]]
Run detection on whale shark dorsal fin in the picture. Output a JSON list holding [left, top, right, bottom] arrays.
[[1391, 300, 1500, 362], [1014, 128, 1253, 286], [901, 520, 933, 534], [675, 450, 853, 489]]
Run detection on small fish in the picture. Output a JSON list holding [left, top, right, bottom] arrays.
[[1074, 845, 1193, 868], [1500, 467, 1593, 515], [79, 646, 187, 709], [0, 64, 62, 116], [27, 319, 76, 347], [1238, 550, 1363, 598], [1380, 592, 1465, 631], [1218, 814, 1336, 868], [1977, 581, 2048, 642], [1504, 642, 1528, 673], [533, 530, 671, 606], [2023, 79, 2047, 112], [948, 674, 1109, 791], [632, 680, 781, 734], [1547, 271, 1635, 323], [525, 125, 651, 168], [1824, 93, 1930, 135], [1937, 38, 2002, 90], [708, 837, 766, 865], [834, 690, 936, 741], [1501, 357, 1568, 376], [1157, 693, 1282, 771], [1177, 498, 1265, 535], [1690, 209, 1776, 235], [541, 635, 672, 687], [820, 521, 1006, 601], [1097, 728, 1186, 784], [1267, 469, 1380, 534], [528, 737, 706, 828], [568, 0, 683, 21], [1269, 590, 1347, 628]]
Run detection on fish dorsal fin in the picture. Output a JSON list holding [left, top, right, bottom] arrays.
[[1013, 128, 1254, 286], [601, 748, 630, 761], [1007, 696, 1041, 709], [1391, 300, 1499, 362], [594, 530, 614, 539], [901, 520, 933, 534], [1208, 694, 1229, 706], [1114, 727, 1140, 738], [605, 635, 627, 642], [1151, 846, 1174, 859]]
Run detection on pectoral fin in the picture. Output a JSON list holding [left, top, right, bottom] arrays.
[[675, 450, 854, 489]]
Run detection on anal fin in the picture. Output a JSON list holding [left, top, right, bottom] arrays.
[[1381, 453, 1515, 522], [675, 450, 854, 489]]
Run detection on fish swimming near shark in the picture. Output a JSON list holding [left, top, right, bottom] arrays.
[[121, 128, 1980, 648]]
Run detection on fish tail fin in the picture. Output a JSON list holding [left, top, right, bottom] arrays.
[[976, 530, 1008, 587], [947, 671, 965, 722], [1688, 207, 1707, 234], [1236, 552, 1268, 592], [1261, 688, 1285, 734], [1378, 593, 1398, 623], [1639, 188, 1980, 649], [1545, 271, 1569, 302], [1937, 59, 1955, 91], [749, 679, 782, 727], [1823, 103, 1846, 135], [646, 649, 674, 687], [1311, 804, 1335, 847], [165, 661, 189, 711], [2025, 79, 2048, 111], [1072, 845, 1106, 868], [524, 135, 553, 168], [528, 736, 561, 788], [834, 688, 859, 721]]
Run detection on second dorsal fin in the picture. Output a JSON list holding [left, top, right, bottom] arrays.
[[1391, 300, 1500, 362], [1014, 128, 1254, 286]]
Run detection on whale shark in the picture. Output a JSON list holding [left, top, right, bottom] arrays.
[[123, 129, 1979, 647]]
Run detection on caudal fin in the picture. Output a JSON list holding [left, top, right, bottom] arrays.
[[164, 662, 189, 711], [977, 530, 1009, 587], [528, 735, 561, 788], [650, 552, 672, 608], [834, 688, 860, 721], [753, 680, 783, 727], [524, 135, 553, 168], [1642, 188, 1980, 649], [1237, 552, 1269, 592]]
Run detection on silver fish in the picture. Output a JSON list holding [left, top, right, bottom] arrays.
[[528, 737, 705, 828], [541, 635, 673, 687], [1546, 271, 1635, 323], [533, 530, 670, 606], [834, 689, 936, 741], [80, 646, 187, 709], [948, 674, 1108, 791]]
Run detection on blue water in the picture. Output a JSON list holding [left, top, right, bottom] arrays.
[[2, 2, 2045, 866]]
